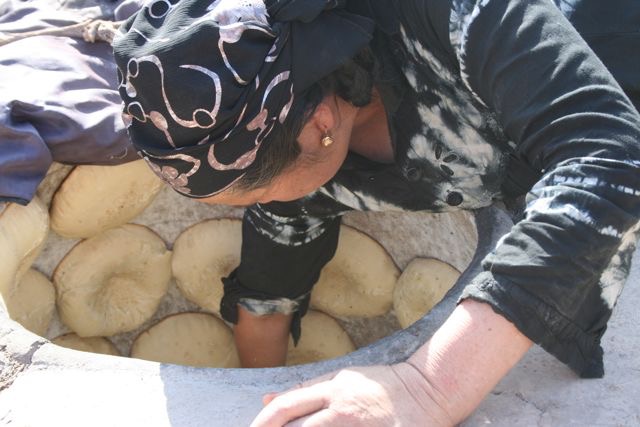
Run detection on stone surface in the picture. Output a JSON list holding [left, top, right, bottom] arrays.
[[463, 246, 640, 427]]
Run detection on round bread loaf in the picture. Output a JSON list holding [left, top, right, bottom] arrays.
[[0, 197, 49, 298], [130, 312, 240, 368], [171, 219, 241, 314], [310, 226, 399, 318], [52, 333, 120, 356], [4, 269, 55, 336], [54, 224, 172, 337], [50, 160, 163, 238], [393, 258, 460, 328], [287, 310, 355, 366]]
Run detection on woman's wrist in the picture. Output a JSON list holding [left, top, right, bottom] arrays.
[[390, 361, 456, 426], [406, 299, 533, 423]]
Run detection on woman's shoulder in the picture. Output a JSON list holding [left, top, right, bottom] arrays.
[[356, 0, 462, 86]]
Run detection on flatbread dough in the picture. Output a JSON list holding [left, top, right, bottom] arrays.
[[310, 226, 399, 318], [287, 310, 355, 366], [50, 159, 164, 238], [130, 312, 240, 368], [4, 269, 55, 336], [52, 333, 120, 356], [393, 258, 460, 328], [0, 197, 49, 297], [54, 224, 172, 337], [171, 219, 241, 314]]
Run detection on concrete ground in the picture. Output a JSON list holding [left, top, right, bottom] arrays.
[[464, 248, 640, 426]]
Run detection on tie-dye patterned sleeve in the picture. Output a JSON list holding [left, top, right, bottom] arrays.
[[235, 198, 343, 299], [219, 194, 347, 341], [450, 0, 640, 377]]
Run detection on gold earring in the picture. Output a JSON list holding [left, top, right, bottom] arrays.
[[321, 133, 334, 147]]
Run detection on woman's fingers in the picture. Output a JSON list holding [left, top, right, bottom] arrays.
[[262, 371, 337, 406], [286, 409, 338, 427], [262, 383, 304, 406], [251, 382, 331, 427], [262, 392, 279, 406]]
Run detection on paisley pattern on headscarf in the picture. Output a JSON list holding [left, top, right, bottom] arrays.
[[113, 0, 373, 197]]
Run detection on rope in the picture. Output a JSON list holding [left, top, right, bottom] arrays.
[[0, 19, 121, 47]]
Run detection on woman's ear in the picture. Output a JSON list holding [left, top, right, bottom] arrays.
[[297, 100, 337, 154], [297, 95, 358, 157], [308, 101, 336, 136]]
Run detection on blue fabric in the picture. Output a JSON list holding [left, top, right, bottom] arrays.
[[0, 0, 138, 205]]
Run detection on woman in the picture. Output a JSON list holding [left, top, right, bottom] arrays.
[[113, 0, 640, 424]]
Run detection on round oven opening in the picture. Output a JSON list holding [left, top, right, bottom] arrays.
[[1, 161, 478, 369]]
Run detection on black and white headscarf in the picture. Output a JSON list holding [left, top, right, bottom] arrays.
[[113, 0, 373, 197]]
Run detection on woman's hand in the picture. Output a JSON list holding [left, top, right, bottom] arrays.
[[250, 362, 454, 427], [251, 300, 533, 427]]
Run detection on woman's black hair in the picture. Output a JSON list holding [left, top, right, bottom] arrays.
[[234, 47, 375, 191]]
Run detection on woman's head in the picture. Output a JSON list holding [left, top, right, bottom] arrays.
[[233, 47, 375, 193], [201, 91, 360, 206], [112, 0, 375, 204]]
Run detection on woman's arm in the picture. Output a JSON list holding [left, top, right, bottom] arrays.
[[450, 0, 640, 377], [253, 0, 640, 424], [251, 299, 531, 426], [406, 299, 532, 421], [219, 196, 347, 366]]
